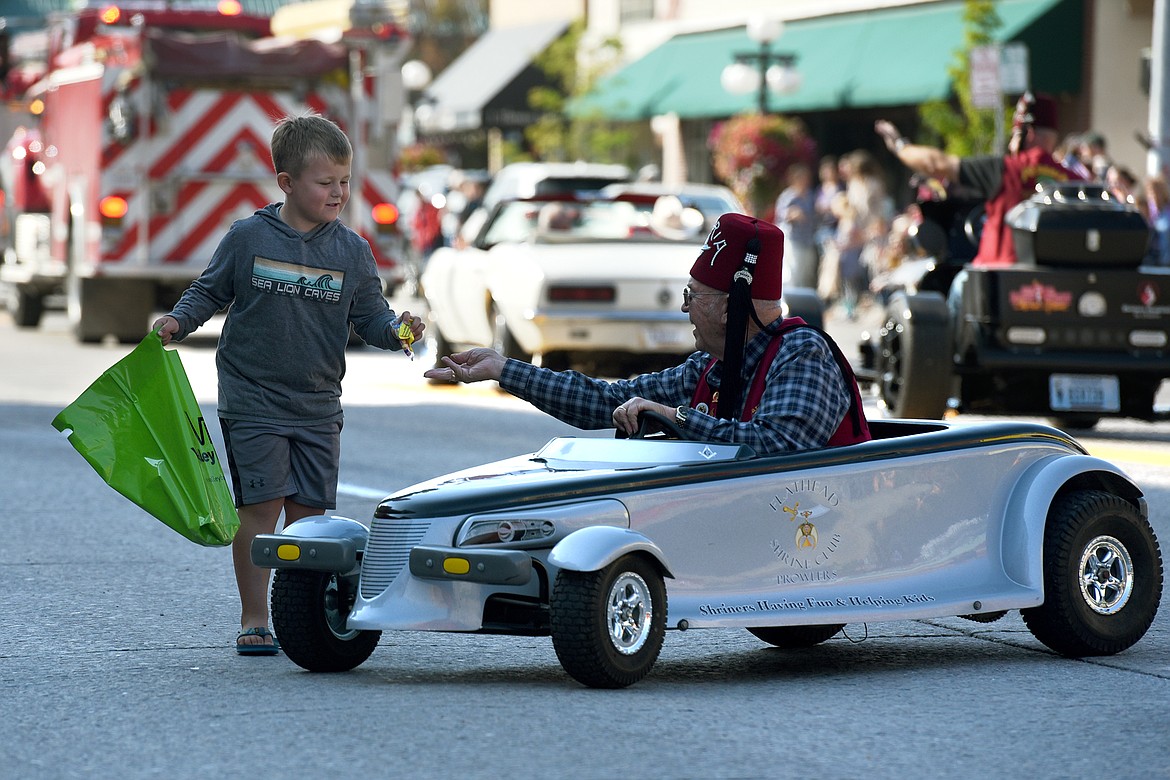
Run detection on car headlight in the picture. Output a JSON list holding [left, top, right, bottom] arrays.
[[456, 499, 629, 548], [462, 517, 555, 545]]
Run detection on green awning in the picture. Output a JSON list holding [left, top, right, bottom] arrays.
[[572, 0, 1080, 121]]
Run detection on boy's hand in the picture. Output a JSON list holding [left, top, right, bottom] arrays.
[[152, 315, 180, 346], [394, 311, 425, 359], [397, 311, 425, 342]]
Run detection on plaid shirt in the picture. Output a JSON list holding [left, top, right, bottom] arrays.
[[499, 320, 852, 454]]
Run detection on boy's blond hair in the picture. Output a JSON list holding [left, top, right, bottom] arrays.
[[270, 113, 352, 177]]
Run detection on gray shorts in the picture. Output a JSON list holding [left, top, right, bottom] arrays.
[[219, 418, 343, 509]]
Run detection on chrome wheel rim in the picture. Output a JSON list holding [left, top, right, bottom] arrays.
[[1079, 535, 1134, 615], [323, 575, 360, 640], [607, 572, 653, 655]]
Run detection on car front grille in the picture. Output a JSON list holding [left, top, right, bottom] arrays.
[[359, 516, 431, 599]]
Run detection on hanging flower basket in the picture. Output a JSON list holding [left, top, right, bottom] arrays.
[[708, 113, 819, 219]]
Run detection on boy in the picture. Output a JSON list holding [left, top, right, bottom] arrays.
[[152, 114, 423, 655]]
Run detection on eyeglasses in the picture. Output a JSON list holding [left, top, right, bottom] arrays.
[[682, 285, 726, 307]]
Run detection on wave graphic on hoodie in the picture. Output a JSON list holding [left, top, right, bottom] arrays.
[[251, 256, 343, 303]]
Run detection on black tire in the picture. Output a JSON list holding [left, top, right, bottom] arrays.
[[1022, 490, 1163, 657], [876, 291, 952, 419], [782, 287, 824, 330], [490, 302, 531, 362], [425, 322, 455, 382], [271, 569, 381, 672], [11, 287, 44, 329], [1048, 414, 1101, 432], [747, 623, 845, 648], [550, 554, 667, 688]]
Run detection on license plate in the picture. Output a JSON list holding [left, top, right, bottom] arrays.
[[643, 325, 691, 349], [1049, 374, 1120, 412]]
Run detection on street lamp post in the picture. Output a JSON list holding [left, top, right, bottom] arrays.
[[720, 17, 801, 113]]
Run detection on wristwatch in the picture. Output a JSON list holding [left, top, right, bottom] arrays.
[[675, 405, 689, 426]]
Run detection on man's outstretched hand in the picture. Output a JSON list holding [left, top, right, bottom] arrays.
[[423, 347, 508, 384]]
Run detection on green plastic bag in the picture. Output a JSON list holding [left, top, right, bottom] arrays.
[[52, 331, 240, 546]]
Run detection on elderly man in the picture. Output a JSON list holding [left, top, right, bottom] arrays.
[[424, 213, 870, 455]]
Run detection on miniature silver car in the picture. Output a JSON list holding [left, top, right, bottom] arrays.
[[252, 415, 1163, 688]]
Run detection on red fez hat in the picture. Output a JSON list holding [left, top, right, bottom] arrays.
[[1012, 92, 1058, 131], [690, 213, 784, 299]]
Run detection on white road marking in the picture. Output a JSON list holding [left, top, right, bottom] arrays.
[[338, 482, 390, 500]]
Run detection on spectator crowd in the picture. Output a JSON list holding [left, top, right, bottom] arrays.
[[774, 129, 1170, 320]]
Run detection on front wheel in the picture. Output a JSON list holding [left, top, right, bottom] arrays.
[[271, 569, 381, 672], [748, 624, 845, 648], [1022, 490, 1162, 656], [550, 555, 667, 688]]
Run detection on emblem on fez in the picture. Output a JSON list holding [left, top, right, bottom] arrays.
[[702, 223, 727, 266]]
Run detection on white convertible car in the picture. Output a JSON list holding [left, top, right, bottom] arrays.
[[421, 192, 821, 377]]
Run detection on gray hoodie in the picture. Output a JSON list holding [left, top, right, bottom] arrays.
[[169, 204, 404, 425]]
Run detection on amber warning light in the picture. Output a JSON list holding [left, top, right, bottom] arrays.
[[217, 0, 243, 15], [372, 202, 399, 233], [100, 5, 121, 24], [99, 195, 129, 225]]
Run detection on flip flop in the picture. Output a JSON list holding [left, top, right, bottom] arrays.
[[236, 627, 280, 656]]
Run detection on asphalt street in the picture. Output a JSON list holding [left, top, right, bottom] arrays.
[[2, 300, 1169, 780]]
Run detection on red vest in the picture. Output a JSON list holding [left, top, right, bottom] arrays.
[[975, 146, 1083, 267], [689, 317, 871, 448]]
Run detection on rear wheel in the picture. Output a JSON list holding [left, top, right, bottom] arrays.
[[1021, 490, 1162, 656], [491, 302, 531, 362], [748, 624, 845, 648], [425, 322, 455, 383], [550, 555, 667, 688], [876, 291, 952, 418], [271, 569, 381, 672], [1048, 414, 1101, 432]]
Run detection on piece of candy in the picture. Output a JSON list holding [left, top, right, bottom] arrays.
[[396, 320, 415, 359]]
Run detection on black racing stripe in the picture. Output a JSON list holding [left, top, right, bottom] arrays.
[[373, 420, 1084, 520]]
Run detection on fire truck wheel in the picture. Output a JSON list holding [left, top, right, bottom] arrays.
[[69, 277, 153, 344], [11, 287, 45, 329]]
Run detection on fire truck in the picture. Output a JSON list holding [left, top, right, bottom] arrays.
[[0, 2, 410, 342]]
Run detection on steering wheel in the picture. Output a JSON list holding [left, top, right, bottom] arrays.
[[615, 409, 687, 440]]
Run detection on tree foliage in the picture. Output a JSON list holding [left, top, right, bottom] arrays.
[[917, 0, 1011, 156], [522, 20, 637, 165]]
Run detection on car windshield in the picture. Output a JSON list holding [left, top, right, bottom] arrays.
[[481, 199, 703, 246]]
